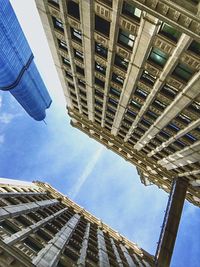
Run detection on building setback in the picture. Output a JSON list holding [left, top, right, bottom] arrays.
[[0, 178, 154, 266], [36, 0, 200, 206], [0, 0, 52, 121]]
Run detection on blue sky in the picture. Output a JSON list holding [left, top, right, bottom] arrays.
[[0, 1, 199, 266]]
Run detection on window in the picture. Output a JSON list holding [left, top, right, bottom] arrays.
[[130, 99, 141, 110], [95, 77, 105, 88], [58, 39, 68, 51], [65, 71, 73, 80], [159, 23, 181, 42], [146, 110, 158, 120], [176, 113, 191, 125], [135, 87, 148, 99], [24, 238, 42, 253], [67, 1, 80, 20], [95, 62, 106, 75], [74, 49, 84, 61], [118, 29, 135, 49], [140, 70, 156, 86], [70, 27, 82, 43], [160, 84, 178, 99], [95, 15, 110, 37], [126, 109, 136, 118], [107, 107, 116, 115], [152, 99, 166, 111], [62, 57, 70, 67], [167, 123, 180, 132], [188, 101, 200, 114], [95, 89, 104, 98], [122, 2, 141, 20], [110, 87, 121, 97], [0, 221, 18, 234], [112, 73, 124, 86], [114, 54, 129, 70], [76, 65, 85, 76], [183, 133, 197, 143], [173, 140, 186, 149], [172, 63, 195, 82], [95, 99, 103, 107], [52, 17, 64, 32], [78, 78, 86, 88], [159, 130, 171, 139], [148, 47, 168, 67], [188, 40, 200, 55], [48, 0, 59, 7], [108, 98, 118, 108], [95, 42, 108, 58]]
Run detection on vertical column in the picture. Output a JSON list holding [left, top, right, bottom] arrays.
[[120, 244, 136, 267], [32, 213, 80, 267], [155, 178, 188, 267], [77, 222, 90, 266], [110, 238, 123, 267], [97, 229, 110, 267]]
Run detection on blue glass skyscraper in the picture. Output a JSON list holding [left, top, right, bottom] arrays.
[[0, 0, 52, 121]]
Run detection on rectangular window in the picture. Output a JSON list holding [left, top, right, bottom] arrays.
[[160, 84, 178, 99], [135, 87, 148, 99], [78, 78, 86, 88], [95, 77, 105, 88], [95, 15, 110, 37], [130, 99, 141, 110], [188, 40, 200, 55], [95, 42, 108, 59], [65, 71, 73, 80], [114, 54, 129, 70], [159, 23, 181, 42], [67, 1, 80, 20], [74, 49, 84, 62], [95, 89, 104, 98], [70, 27, 82, 43], [58, 39, 68, 51], [152, 99, 166, 111], [52, 17, 64, 32], [148, 47, 168, 67], [140, 70, 156, 86], [76, 65, 85, 76], [62, 57, 70, 67], [110, 87, 121, 97], [95, 62, 106, 75], [108, 98, 118, 108], [122, 2, 141, 20], [48, 0, 59, 7], [172, 63, 194, 82], [24, 238, 42, 253], [112, 73, 124, 86], [107, 107, 116, 115], [118, 29, 135, 49]]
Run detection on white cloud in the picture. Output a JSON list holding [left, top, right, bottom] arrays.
[[70, 146, 104, 199], [0, 135, 5, 145], [0, 95, 2, 109], [0, 113, 16, 124]]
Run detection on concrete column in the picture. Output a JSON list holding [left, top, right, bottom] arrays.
[[0, 192, 46, 198], [97, 229, 110, 267], [110, 238, 123, 267], [0, 199, 58, 220], [120, 244, 136, 267], [77, 222, 90, 266], [32, 213, 80, 267], [155, 178, 188, 267], [3, 207, 68, 245]]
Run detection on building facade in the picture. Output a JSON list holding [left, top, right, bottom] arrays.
[[0, 0, 52, 121], [36, 0, 200, 205], [0, 178, 154, 266]]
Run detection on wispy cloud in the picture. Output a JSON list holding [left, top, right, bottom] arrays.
[[0, 113, 16, 124], [70, 146, 104, 199]]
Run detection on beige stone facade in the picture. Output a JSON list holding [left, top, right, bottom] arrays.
[[36, 0, 200, 206], [0, 178, 154, 266]]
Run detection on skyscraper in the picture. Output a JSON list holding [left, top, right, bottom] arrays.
[[0, 0, 52, 121], [36, 0, 200, 206], [0, 178, 154, 266]]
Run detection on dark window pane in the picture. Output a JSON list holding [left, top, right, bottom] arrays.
[[188, 40, 200, 55], [95, 15, 110, 37], [74, 49, 84, 61], [135, 87, 148, 99], [140, 70, 156, 86], [48, 0, 59, 7], [58, 39, 68, 51], [159, 23, 181, 42], [160, 84, 178, 99], [122, 2, 141, 20], [76, 65, 85, 76], [118, 29, 135, 49], [112, 73, 124, 86], [95, 62, 106, 75], [95, 42, 108, 58], [70, 27, 82, 43], [67, 1, 80, 20], [62, 57, 70, 66], [173, 63, 194, 82], [52, 17, 64, 32], [148, 47, 168, 67], [110, 87, 121, 97], [114, 54, 129, 70], [95, 77, 105, 88]]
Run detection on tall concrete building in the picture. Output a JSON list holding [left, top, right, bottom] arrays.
[[0, 178, 154, 266], [36, 0, 200, 206]]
